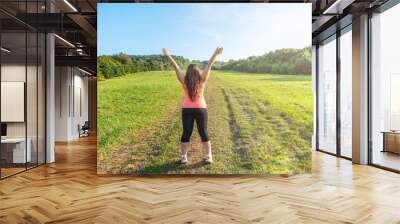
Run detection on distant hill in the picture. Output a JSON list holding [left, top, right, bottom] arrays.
[[216, 47, 311, 75], [98, 47, 311, 79]]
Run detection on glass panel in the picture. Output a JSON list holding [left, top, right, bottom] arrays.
[[26, 0, 39, 169], [38, 32, 45, 165], [371, 4, 400, 171], [1, 31, 27, 177], [340, 29, 352, 158], [0, 1, 46, 178], [27, 31, 38, 169], [318, 36, 337, 154]]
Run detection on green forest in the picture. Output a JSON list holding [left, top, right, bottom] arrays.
[[217, 47, 311, 75], [97, 47, 311, 80]]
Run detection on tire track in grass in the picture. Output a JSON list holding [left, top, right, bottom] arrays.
[[219, 86, 256, 171], [231, 89, 311, 174], [217, 81, 303, 173], [233, 91, 291, 173], [136, 76, 239, 174], [221, 88, 246, 158], [219, 81, 285, 172], [202, 78, 241, 173], [255, 100, 311, 173], [214, 72, 311, 174]]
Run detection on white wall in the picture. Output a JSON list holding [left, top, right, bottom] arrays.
[[1, 65, 26, 140], [352, 14, 369, 164], [55, 66, 70, 141], [55, 67, 89, 141], [72, 72, 89, 138], [1, 65, 36, 138]]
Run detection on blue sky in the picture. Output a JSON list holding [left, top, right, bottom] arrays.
[[98, 4, 311, 61]]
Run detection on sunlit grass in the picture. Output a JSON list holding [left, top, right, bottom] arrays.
[[97, 71, 181, 152], [98, 71, 312, 174]]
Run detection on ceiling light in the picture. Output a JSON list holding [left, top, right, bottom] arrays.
[[54, 34, 75, 48], [78, 67, 92, 76], [63, 0, 78, 12], [76, 48, 84, 55], [323, 0, 354, 15], [1, 47, 11, 53]]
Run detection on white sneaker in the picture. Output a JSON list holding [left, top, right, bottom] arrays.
[[179, 155, 188, 164], [204, 155, 213, 164]]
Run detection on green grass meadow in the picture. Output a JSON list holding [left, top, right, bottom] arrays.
[[97, 71, 312, 174]]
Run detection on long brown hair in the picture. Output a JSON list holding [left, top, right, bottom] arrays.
[[184, 64, 203, 101]]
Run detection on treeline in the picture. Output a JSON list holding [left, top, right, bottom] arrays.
[[217, 47, 311, 75], [98, 47, 311, 79], [97, 53, 190, 79]]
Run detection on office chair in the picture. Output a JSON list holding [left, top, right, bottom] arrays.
[[79, 121, 90, 138]]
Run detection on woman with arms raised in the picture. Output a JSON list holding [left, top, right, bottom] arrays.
[[163, 47, 223, 164]]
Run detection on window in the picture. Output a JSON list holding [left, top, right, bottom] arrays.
[[318, 35, 337, 154], [0, 2, 46, 179], [339, 27, 352, 158], [370, 3, 400, 171]]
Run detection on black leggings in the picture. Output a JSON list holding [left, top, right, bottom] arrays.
[[181, 108, 210, 143]]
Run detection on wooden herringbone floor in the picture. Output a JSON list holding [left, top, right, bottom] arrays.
[[1, 135, 400, 223]]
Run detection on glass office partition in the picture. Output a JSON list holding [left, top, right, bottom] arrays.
[[0, 2, 46, 179], [318, 35, 337, 154], [1, 31, 28, 177], [26, 0, 46, 168], [371, 4, 400, 171], [38, 32, 45, 165], [339, 27, 352, 158], [27, 30, 38, 169]]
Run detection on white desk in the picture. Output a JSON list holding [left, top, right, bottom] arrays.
[[1, 138, 31, 163]]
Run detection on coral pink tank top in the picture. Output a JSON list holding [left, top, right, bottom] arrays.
[[182, 82, 206, 108]]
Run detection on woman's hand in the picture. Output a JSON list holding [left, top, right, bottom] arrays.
[[202, 47, 223, 82], [214, 47, 223, 55], [162, 48, 184, 83], [162, 48, 170, 57]]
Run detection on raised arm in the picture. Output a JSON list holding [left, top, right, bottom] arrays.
[[202, 47, 223, 82], [163, 48, 184, 84]]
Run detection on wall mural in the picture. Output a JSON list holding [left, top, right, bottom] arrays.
[[97, 3, 312, 175]]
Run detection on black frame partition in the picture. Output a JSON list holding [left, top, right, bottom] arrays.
[[0, 1, 47, 180], [315, 23, 353, 161], [315, 0, 400, 173], [0, 24, 2, 179], [336, 29, 341, 159]]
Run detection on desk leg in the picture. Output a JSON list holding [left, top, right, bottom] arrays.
[[382, 133, 386, 153]]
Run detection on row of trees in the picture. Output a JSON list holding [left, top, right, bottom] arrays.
[[98, 47, 311, 79], [97, 53, 190, 79], [217, 47, 311, 75]]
